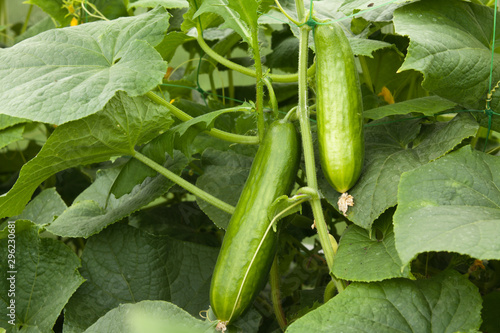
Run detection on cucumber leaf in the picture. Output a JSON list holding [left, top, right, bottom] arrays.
[[394, 146, 500, 267], [110, 104, 252, 199], [0, 221, 84, 333], [0, 7, 169, 125], [332, 208, 412, 282], [25, 0, 71, 26], [0, 125, 24, 151], [83, 301, 215, 333], [0, 115, 26, 131], [319, 113, 479, 230], [0, 92, 173, 219], [12, 188, 67, 226], [339, 0, 409, 22], [286, 270, 482, 333], [63, 223, 218, 333], [394, 0, 500, 112], [195, 148, 254, 229], [47, 151, 187, 238], [128, 0, 189, 10], [193, 0, 258, 45], [363, 96, 457, 120]]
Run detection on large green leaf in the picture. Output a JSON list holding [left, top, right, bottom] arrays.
[[319, 113, 479, 229], [63, 222, 218, 332], [0, 92, 173, 219], [0, 221, 84, 332], [394, 146, 500, 267], [0, 115, 26, 132], [363, 96, 457, 120], [25, 0, 71, 26], [194, 0, 259, 45], [0, 7, 169, 125], [195, 148, 254, 229], [155, 32, 196, 62], [12, 188, 67, 226], [47, 151, 187, 238], [332, 209, 412, 282], [286, 270, 482, 333], [83, 301, 215, 333], [0, 125, 24, 150], [182, 0, 224, 32], [110, 105, 251, 199], [348, 38, 393, 57], [129, 0, 189, 9], [394, 0, 500, 111], [339, 0, 409, 22]]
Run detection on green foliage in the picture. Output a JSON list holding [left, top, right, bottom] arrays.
[[0, 7, 170, 124], [1, 0, 499, 331], [394, 146, 500, 266], [0, 221, 84, 332], [63, 222, 218, 331], [286, 270, 482, 333]]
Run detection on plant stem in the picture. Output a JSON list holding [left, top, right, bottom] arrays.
[[227, 51, 235, 106], [195, 27, 316, 83], [0, 0, 7, 45], [145, 91, 259, 145], [264, 77, 279, 119], [21, 4, 33, 35], [251, 28, 266, 141], [274, 0, 301, 26], [358, 56, 374, 93], [208, 72, 219, 101], [295, 0, 341, 290], [270, 255, 287, 331], [133, 151, 235, 214]]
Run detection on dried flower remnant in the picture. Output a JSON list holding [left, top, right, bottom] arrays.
[[338, 192, 354, 216]]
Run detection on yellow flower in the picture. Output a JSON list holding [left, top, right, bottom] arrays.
[[378, 86, 395, 104]]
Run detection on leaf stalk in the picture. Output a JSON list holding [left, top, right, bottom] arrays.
[[146, 91, 259, 145], [133, 151, 235, 214]]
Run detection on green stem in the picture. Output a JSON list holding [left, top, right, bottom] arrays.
[[274, 0, 300, 26], [21, 4, 33, 35], [252, 28, 266, 141], [486, 144, 500, 155], [208, 72, 219, 101], [264, 77, 279, 119], [470, 126, 487, 150], [133, 151, 235, 214], [227, 66, 235, 107], [295, 0, 343, 292], [145, 91, 259, 145], [295, 0, 306, 22], [270, 255, 287, 331], [195, 27, 316, 83], [284, 106, 298, 122], [406, 75, 417, 101], [0, 0, 7, 45], [358, 56, 374, 93]]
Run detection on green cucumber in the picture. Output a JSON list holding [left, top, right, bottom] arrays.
[[314, 22, 364, 193], [210, 120, 300, 325]]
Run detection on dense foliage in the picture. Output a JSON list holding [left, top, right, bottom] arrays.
[[1, 0, 500, 332]]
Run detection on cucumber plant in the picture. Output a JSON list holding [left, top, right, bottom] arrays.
[[0, 0, 499, 332]]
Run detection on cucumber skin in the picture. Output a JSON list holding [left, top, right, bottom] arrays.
[[210, 120, 300, 323], [315, 23, 364, 193]]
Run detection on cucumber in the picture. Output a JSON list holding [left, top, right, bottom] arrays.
[[210, 120, 300, 325], [314, 22, 364, 193]]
